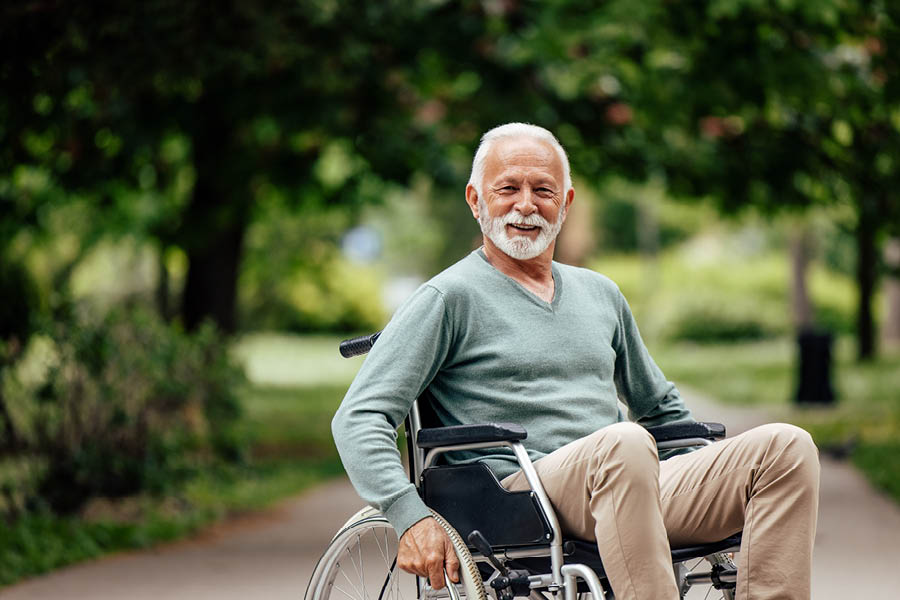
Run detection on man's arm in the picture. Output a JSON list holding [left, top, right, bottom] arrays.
[[610, 288, 694, 429], [331, 284, 458, 587]]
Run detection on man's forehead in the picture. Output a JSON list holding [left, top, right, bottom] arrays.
[[485, 136, 563, 179], [490, 136, 557, 164]]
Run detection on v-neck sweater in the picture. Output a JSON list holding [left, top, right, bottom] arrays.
[[332, 249, 692, 536]]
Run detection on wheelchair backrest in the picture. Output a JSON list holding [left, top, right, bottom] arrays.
[[403, 388, 440, 484]]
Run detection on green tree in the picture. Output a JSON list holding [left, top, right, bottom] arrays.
[[2, 1, 608, 332], [513, 0, 899, 359]]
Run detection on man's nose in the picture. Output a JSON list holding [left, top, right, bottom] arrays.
[[513, 189, 537, 215]]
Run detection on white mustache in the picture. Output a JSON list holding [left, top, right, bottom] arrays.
[[497, 211, 550, 228]]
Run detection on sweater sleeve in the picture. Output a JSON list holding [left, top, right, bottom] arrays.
[[610, 288, 694, 429], [331, 285, 452, 536]]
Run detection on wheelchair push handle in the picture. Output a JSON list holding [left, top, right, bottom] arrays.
[[339, 331, 382, 358]]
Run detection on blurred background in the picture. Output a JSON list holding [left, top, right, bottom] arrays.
[[1, 0, 899, 587]]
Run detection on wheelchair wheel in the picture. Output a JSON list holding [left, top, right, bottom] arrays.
[[305, 506, 486, 600]]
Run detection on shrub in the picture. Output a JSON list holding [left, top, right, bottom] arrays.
[[0, 307, 246, 515], [660, 295, 786, 343]]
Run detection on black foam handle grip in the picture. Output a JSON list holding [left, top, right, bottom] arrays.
[[339, 332, 382, 358]]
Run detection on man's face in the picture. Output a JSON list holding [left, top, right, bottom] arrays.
[[473, 136, 570, 260]]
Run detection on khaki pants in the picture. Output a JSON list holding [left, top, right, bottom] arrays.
[[501, 422, 820, 600]]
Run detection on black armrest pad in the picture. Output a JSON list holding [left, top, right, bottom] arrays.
[[417, 423, 527, 449], [645, 421, 726, 443]]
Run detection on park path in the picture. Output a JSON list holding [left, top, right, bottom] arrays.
[[2, 390, 900, 599]]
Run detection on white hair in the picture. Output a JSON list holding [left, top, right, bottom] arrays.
[[467, 122, 572, 200]]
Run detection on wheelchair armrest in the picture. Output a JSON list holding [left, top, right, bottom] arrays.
[[645, 421, 726, 443], [416, 423, 527, 449]]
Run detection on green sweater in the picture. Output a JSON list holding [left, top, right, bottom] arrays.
[[332, 249, 692, 536]]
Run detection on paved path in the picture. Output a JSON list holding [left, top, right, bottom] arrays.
[[0, 479, 362, 599], [3, 391, 899, 598]]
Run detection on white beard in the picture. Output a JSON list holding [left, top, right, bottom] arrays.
[[478, 197, 565, 260]]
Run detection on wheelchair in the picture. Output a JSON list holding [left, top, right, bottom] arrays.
[[305, 332, 741, 600]]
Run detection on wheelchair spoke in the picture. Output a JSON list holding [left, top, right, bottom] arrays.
[[333, 583, 362, 600], [325, 524, 412, 600], [338, 564, 366, 600], [344, 545, 366, 598], [309, 514, 482, 600], [373, 528, 391, 566]]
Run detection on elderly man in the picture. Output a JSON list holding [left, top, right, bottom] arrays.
[[332, 123, 819, 600]]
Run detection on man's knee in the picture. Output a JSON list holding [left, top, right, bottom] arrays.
[[583, 422, 659, 491], [586, 422, 658, 461], [746, 423, 820, 481]]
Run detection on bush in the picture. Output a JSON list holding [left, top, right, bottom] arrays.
[[0, 307, 246, 515], [241, 256, 385, 333], [660, 295, 785, 343]]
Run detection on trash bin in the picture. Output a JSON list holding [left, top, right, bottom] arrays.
[[794, 328, 836, 405]]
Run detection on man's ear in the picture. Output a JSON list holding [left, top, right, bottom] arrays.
[[561, 187, 575, 223], [465, 184, 480, 220]]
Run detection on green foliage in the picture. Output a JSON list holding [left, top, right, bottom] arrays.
[[0, 511, 187, 587], [852, 441, 900, 502], [661, 296, 782, 343], [237, 384, 346, 459], [0, 333, 351, 587], [239, 199, 387, 333], [1, 307, 246, 515], [593, 237, 859, 344], [653, 338, 795, 407], [3, 0, 898, 343], [593, 177, 715, 253]]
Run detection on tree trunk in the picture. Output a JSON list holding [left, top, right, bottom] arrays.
[[790, 225, 814, 330], [856, 198, 878, 361], [883, 237, 900, 350], [179, 95, 249, 334], [180, 181, 248, 334]]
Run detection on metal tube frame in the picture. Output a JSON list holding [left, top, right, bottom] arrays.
[[561, 564, 606, 600], [411, 410, 725, 600], [421, 441, 565, 591], [408, 402, 425, 487]]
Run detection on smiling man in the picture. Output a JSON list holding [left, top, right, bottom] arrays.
[[332, 123, 820, 600]]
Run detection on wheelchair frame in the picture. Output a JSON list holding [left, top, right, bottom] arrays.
[[311, 332, 742, 600], [407, 401, 739, 600]]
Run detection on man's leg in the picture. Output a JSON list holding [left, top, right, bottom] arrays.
[[502, 422, 680, 600], [660, 423, 820, 600]]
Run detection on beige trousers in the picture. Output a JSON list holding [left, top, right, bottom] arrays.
[[501, 422, 820, 600]]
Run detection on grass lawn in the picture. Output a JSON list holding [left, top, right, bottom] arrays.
[[1, 333, 356, 587], [653, 336, 900, 502]]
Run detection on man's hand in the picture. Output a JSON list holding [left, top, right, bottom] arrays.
[[397, 517, 460, 589]]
